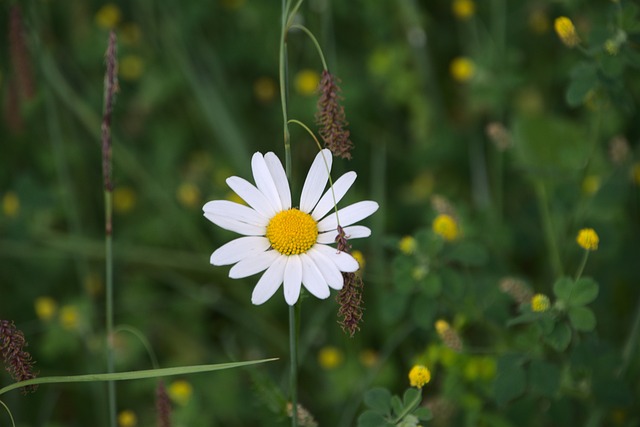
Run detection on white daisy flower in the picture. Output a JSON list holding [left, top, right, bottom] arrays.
[[203, 149, 379, 306]]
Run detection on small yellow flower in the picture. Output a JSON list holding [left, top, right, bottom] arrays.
[[318, 346, 344, 370], [531, 293, 551, 312], [435, 319, 450, 336], [576, 228, 599, 251], [59, 305, 80, 330], [582, 175, 601, 195], [631, 163, 640, 185], [452, 0, 475, 20], [95, 4, 122, 29], [2, 191, 20, 218], [450, 57, 475, 83], [294, 69, 320, 96], [177, 182, 201, 209], [254, 76, 277, 103], [113, 186, 137, 214], [120, 55, 144, 81], [117, 410, 137, 427], [554, 16, 580, 48], [408, 364, 431, 388], [399, 236, 417, 255], [168, 380, 193, 406], [352, 250, 366, 270], [35, 297, 58, 321], [432, 214, 459, 241]]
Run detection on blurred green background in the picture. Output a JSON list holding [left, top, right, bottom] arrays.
[[2, 0, 640, 426]]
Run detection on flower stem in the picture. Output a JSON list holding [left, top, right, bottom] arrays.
[[574, 250, 589, 281], [533, 180, 563, 278], [0, 399, 16, 427], [289, 24, 328, 70], [281, 2, 298, 426]]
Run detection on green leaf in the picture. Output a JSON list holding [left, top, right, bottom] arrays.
[[553, 277, 574, 301], [357, 410, 392, 427], [397, 415, 420, 427], [402, 387, 422, 412], [390, 395, 404, 417], [421, 274, 442, 298], [568, 306, 597, 332], [571, 278, 599, 306], [528, 360, 561, 397], [364, 388, 392, 415], [413, 407, 433, 421], [544, 322, 572, 352], [493, 355, 526, 406], [0, 358, 278, 396]]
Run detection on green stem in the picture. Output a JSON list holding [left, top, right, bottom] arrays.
[[0, 400, 16, 427], [104, 190, 116, 427], [620, 294, 640, 375], [113, 325, 160, 370], [289, 24, 328, 70], [281, 2, 298, 426], [393, 389, 422, 423], [533, 181, 563, 278], [574, 250, 589, 281]]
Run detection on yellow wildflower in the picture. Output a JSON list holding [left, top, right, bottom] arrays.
[[95, 4, 122, 29], [59, 305, 80, 330], [435, 319, 450, 336], [399, 236, 417, 255], [432, 214, 459, 241], [117, 410, 137, 427], [168, 380, 193, 406], [113, 186, 136, 214], [554, 16, 580, 47], [177, 182, 201, 209], [294, 69, 320, 96], [318, 346, 344, 370], [359, 349, 378, 367], [582, 175, 601, 195], [452, 0, 475, 20], [2, 191, 19, 218], [408, 364, 431, 388], [120, 55, 144, 81], [352, 250, 366, 270], [35, 297, 57, 321], [254, 76, 277, 103], [576, 228, 599, 251], [450, 57, 475, 83], [531, 294, 551, 312]]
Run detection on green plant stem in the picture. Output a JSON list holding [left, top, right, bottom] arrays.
[[104, 190, 116, 427], [0, 399, 16, 427], [533, 181, 563, 278], [393, 389, 422, 423], [574, 250, 589, 281], [620, 294, 640, 375], [288, 305, 298, 427], [113, 325, 160, 370], [289, 24, 328, 70]]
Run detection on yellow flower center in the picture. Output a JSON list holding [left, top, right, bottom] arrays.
[[266, 209, 318, 255]]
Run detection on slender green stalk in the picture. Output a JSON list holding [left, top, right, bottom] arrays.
[[113, 325, 160, 370], [574, 250, 589, 281], [281, 1, 298, 425], [105, 191, 116, 427], [0, 399, 16, 427], [620, 295, 640, 375], [289, 24, 328, 70], [533, 181, 563, 278]]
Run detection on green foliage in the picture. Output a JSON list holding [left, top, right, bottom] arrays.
[[358, 387, 432, 427]]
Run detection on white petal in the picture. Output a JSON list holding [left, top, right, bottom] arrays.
[[210, 236, 271, 266], [251, 256, 287, 305], [311, 171, 357, 221], [300, 254, 330, 299], [313, 244, 359, 272], [252, 152, 282, 211], [300, 149, 332, 213], [226, 176, 277, 218], [204, 213, 265, 236], [264, 152, 291, 210], [203, 200, 268, 226], [316, 226, 372, 244], [283, 255, 302, 305], [307, 247, 344, 290], [229, 250, 280, 278], [317, 201, 379, 232]]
